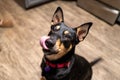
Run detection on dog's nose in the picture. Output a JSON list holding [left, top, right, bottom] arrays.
[[45, 38, 54, 48]]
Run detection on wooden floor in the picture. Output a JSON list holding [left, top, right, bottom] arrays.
[[0, 0, 120, 80]]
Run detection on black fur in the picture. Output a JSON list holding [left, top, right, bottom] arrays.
[[40, 7, 100, 80], [41, 53, 92, 80]]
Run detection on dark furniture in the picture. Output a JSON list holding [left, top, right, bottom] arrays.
[[15, 0, 52, 9], [15, 0, 120, 25], [77, 0, 120, 25]]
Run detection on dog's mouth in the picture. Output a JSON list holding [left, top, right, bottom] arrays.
[[40, 36, 73, 61], [40, 36, 50, 50], [40, 36, 60, 55]]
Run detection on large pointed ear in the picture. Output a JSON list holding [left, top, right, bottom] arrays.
[[75, 22, 93, 42], [51, 7, 64, 25]]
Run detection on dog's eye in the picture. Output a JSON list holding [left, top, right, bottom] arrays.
[[64, 34, 71, 39]]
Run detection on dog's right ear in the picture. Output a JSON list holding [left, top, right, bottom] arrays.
[[75, 22, 92, 42], [51, 7, 64, 25]]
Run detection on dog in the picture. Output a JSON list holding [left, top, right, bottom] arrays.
[[40, 7, 101, 80]]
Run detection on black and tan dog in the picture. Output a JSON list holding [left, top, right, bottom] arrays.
[[40, 7, 99, 80]]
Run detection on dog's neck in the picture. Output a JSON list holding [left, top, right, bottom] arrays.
[[45, 46, 76, 64], [43, 48, 76, 79]]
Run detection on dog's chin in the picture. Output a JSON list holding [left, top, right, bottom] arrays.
[[42, 48, 59, 55]]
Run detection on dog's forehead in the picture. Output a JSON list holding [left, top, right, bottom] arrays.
[[58, 23, 75, 33]]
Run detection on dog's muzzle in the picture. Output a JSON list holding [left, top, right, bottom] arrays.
[[40, 36, 55, 50]]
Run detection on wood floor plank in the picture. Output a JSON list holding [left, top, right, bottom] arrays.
[[0, 0, 120, 80]]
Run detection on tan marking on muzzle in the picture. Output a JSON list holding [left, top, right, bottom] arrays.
[[46, 40, 72, 61]]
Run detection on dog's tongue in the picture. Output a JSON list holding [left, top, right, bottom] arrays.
[[40, 36, 50, 50]]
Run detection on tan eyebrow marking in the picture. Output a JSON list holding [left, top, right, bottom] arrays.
[[64, 30, 69, 35], [56, 25, 60, 30]]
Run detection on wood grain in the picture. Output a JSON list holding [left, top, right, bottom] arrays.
[[0, 0, 120, 80]]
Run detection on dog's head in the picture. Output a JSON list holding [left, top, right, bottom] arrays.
[[40, 7, 92, 61]]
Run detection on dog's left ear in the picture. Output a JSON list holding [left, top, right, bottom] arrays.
[[75, 22, 93, 42], [51, 7, 64, 25]]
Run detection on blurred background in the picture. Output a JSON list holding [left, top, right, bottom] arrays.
[[0, 0, 120, 80]]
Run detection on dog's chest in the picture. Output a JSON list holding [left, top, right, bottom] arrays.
[[41, 57, 75, 80], [41, 55, 92, 80]]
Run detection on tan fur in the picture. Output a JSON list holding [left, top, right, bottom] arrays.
[[40, 76, 46, 80], [64, 30, 69, 35], [56, 25, 60, 30], [46, 39, 72, 61]]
